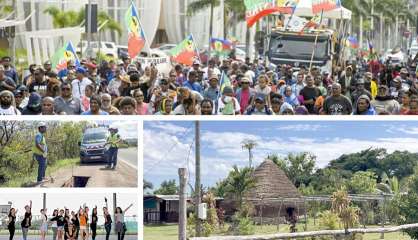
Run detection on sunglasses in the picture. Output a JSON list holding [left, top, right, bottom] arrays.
[[135, 95, 144, 98], [61, 88, 71, 91]]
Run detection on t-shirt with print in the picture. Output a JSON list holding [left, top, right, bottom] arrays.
[[0, 105, 21, 115], [323, 95, 353, 115]]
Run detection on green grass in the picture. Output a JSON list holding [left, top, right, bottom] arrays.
[[2, 158, 79, 187], [144, 222, 412, 240]]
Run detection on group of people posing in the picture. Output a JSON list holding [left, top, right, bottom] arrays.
[[7, 199, 134, 240]]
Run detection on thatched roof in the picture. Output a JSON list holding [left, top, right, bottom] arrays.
[[247, 159, 302, 200]]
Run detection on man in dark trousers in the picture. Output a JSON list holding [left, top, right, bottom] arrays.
[[106, 126, 122, 170]]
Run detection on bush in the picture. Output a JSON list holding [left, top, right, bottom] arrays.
[[237, 216, 255, 235], [397, 174, 418, 239], [319, 210, 341, 230]]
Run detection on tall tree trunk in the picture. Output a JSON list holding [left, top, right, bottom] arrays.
[[245, 26, 250, 59]]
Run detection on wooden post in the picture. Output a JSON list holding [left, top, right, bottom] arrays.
[[195, 121, 202, 236], [304, 200, 307, 231], [380, 197, 386, 239], [179, 168, 188, 240]]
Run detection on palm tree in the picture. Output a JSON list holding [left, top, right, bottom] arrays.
[[43, 6, 123, 38], [143, 179, 153, 191], [241, 139, 257, 168], [225, 166, 255, 209], [331, 189, 360, 238], [0, 0, 13, 18]]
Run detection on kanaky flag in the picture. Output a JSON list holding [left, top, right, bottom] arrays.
[[298, 14, 322, 34], [312, 0, 341, 14], [124, 2, 146, 59], [169, 35, 199, 66], [210, 38, 233, 56], [51, 42, 80, 71], [245, 0, 299, 27], [218, 71, 232, 98], [346, 36, 359, 49]]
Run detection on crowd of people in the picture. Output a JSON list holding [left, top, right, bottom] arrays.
[[0, 53, 417, 115], [7, 199, 134, 240]]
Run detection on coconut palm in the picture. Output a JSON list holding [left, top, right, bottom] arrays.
[[43, 6, 123, 37], [241, 139, 257, 168]]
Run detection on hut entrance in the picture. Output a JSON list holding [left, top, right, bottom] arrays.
[[286, 207, 298, 233]]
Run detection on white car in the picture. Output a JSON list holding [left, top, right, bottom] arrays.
[[76, 41, 118, 58], [156, 44, 177, 54]]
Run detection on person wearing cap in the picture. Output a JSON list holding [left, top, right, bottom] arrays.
[[203, 75, 220, 102], [299, 75, 321, 114], [217, 86, 240, 115], [71, 67, 93, 100], [22, 92, 42, 115], [54, 83, 82, 115], [322, 83, 353, 115], [390, 76, 403, 100], [371, 84, 400, 114], [1, 56, 18, 83], [245, 94, 272, 115], [351, 77, 372, 105], [32, 122, 48, 183], [192, 59, 201, 72], [105, 127, 121, 169], [236, 77, 255, 114], [118, 75, 132, 97], [0, 90, 20, 115], [353, 95, 377, 115], [399, 68, 412, 87], [58, 60, 76, 80], [43, 60, 52, 76], [0, 65, 16, 92], [14, 89, 25, 112]]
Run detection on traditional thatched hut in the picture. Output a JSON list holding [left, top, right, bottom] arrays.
[[220, 159, 305, 223], [246, 159, 306, 221]]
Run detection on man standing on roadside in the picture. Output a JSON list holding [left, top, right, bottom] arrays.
[[32, 122, 48, 183], [106, 127, 122, 170]]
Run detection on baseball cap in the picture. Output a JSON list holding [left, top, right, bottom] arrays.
[[223, 86, 233, 94], [255, 94, 265, 102], [76, 67, 87, 74], [400, 68, 408, 74], [38, 122, 47, 128], [193, 60, 201, 65]]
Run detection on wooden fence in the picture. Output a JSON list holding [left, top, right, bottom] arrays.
[[190, 223, 418, 240]]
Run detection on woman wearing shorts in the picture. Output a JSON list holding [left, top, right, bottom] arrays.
[[79, 208, 89, 240], [51, 209, 65, 240], [39, 209, 48, 240]]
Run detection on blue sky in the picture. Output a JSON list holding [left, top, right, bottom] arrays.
[[143, 121, 418, 191]]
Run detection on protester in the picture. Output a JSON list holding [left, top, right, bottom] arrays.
[[0, 90, 20, 115], [322, 83, 353, 115]]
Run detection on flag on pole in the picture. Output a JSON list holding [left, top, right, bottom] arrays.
[[244, 0, 299, 27], [210, 38, 233, 56], [346, 36, 359, 49], [51, 42, 80, 71], [124, 2, 146, 59], [312, 0, 341, 14], [298, 14, 322, 34], [169, 35, 199, 66], [218, 71, 232, 98]]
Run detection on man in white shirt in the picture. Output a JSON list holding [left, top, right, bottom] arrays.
[[0, 90, 21, 115], [71, 67, 92, 100]]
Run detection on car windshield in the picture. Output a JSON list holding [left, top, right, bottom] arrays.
[[270, 34, 329, 61], [82, 132, 107, 144]]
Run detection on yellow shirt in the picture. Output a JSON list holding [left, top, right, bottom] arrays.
[[371, 81, 377, 100]]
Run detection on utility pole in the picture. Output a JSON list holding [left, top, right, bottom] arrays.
[[380, 13, 383, 52], [113, 193, 117, 234], [86, 0, 92, 58], [195, 121, 202, 237], [43, 193, 46, 210], [220, 0, 225, 39], [178, 168, 188, 240]]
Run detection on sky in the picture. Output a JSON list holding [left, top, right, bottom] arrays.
[[0, 193, 138, 224], [144, 121, 418, 190]]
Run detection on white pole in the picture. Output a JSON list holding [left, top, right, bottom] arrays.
[[359, 15, 363, 50], [380, 13, 383, 52], [220, 0, 225, 39]]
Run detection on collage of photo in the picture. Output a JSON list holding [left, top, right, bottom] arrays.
[[2, 0, 418, 240]]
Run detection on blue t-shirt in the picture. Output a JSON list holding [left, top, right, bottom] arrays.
[[81, 110, 109, 115], [183, 81, 202, 93]]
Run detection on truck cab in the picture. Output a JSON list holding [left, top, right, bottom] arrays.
[[268, 28, 335, 73], [79, 127, 109, 163]]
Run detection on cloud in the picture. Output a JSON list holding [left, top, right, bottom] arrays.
[[146, 121, 190, 135], [111, 120, 138, 139], [144, 122, 418, 188], [276, 124, 324, 132]]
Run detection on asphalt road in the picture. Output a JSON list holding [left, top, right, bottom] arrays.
[[39, 147, 138, 188], [119, 147, 138, 168], [0, 235, 137, 240]]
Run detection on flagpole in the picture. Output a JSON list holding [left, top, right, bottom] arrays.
[[309, 9, 323, 72], [190, 33, 202, 64]]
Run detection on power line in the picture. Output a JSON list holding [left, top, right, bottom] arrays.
[[144, 122, 194, 176]]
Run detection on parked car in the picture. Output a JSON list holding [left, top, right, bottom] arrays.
[[76, 41, 118, 58], [79, 127, 110, 163]]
